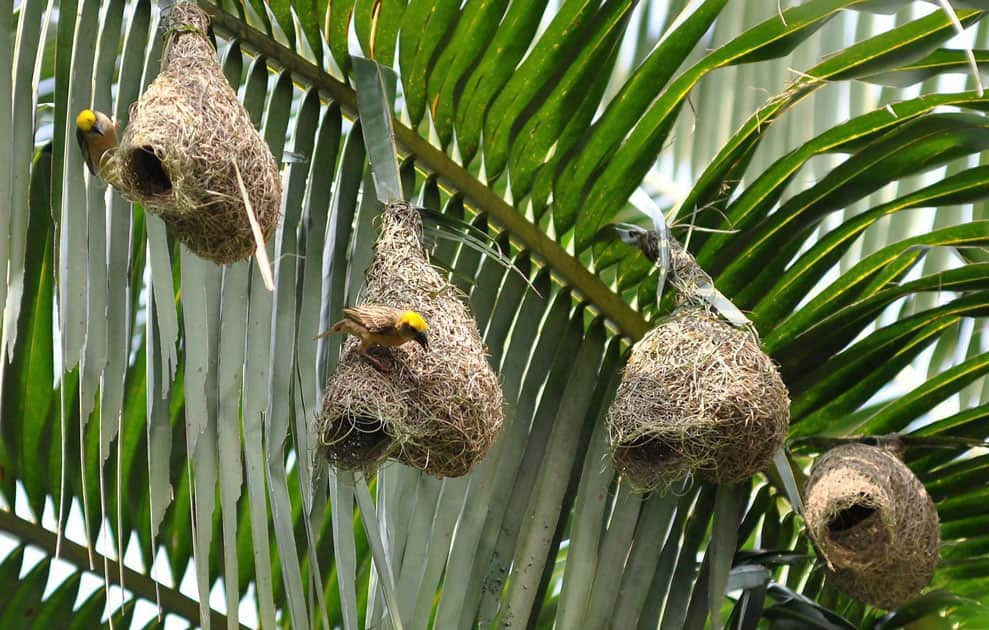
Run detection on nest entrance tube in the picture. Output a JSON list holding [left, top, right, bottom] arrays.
[[804, 443, 940, 609], [318, 202, 504, 477], [103, 2, 282, 264]]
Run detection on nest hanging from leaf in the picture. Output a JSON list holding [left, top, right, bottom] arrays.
[[104, 2, 281, 263], [607, 307, 790, 492], [318, 201, 504, 477], [804, 443, 940, 609]]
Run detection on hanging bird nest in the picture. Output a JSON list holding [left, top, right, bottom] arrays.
[[606, 238, 789, 491], [103, 2, 281, 263], [804, 442, 940, 609], [607, 307, 789, 491], [318, 201, 504, 477]]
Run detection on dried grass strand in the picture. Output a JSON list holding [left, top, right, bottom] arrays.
[[234, 161, 273, 290]]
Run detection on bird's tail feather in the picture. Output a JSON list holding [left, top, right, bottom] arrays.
[[312, 320, 345, 340]]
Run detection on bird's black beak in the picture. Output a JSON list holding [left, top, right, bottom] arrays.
[[92, 127, 104, 136], [415, 332, 429, 350]]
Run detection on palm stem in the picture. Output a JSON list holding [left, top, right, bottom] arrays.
[[0, 508, 243, 629], [198, 1, 651, 341]]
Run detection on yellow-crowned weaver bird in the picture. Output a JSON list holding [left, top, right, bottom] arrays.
[[316, 305, 429, 372], [75, 109, 118, 177]]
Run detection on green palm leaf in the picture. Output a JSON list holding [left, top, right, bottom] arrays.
[[3, 1, 989, 627]]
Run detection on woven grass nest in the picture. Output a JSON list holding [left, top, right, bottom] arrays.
[[317, 201, 504, 477], [607, 307, 789, 491], [804, 443, 940, 609], [104, 2, 281, 263]]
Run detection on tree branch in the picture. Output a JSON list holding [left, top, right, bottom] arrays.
[[198, 1, 651, 341], [0, 508, 245, 629]]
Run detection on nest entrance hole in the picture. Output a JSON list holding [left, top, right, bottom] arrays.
[[130, 146, 172, 197], [826, 502, 888, 553], [828, 503, 876, 534], [323, 414, 392, 468], [613, 436, 687, 490], [622, 435, 680, 465]]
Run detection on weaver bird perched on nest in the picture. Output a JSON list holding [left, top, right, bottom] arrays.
[[75, 109, 118, 177], [317, 306, 429, 372]]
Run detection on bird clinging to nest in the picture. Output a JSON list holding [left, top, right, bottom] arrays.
[[75, 109, 118, 178], [317, 305, 430, 372]]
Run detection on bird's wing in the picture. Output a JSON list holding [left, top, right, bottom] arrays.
[[76, 127, 96, 175], [96, 113, 119, 143], [343, 305, 403, 333]]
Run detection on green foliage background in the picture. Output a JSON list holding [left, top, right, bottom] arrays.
[[1, 0, 989, 628]]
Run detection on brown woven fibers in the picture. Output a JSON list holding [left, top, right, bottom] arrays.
[[607, 308, 789, 492], [104, 2, 281, 263], [804, 443, 940, 609], [318, 202, 504, 477]]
